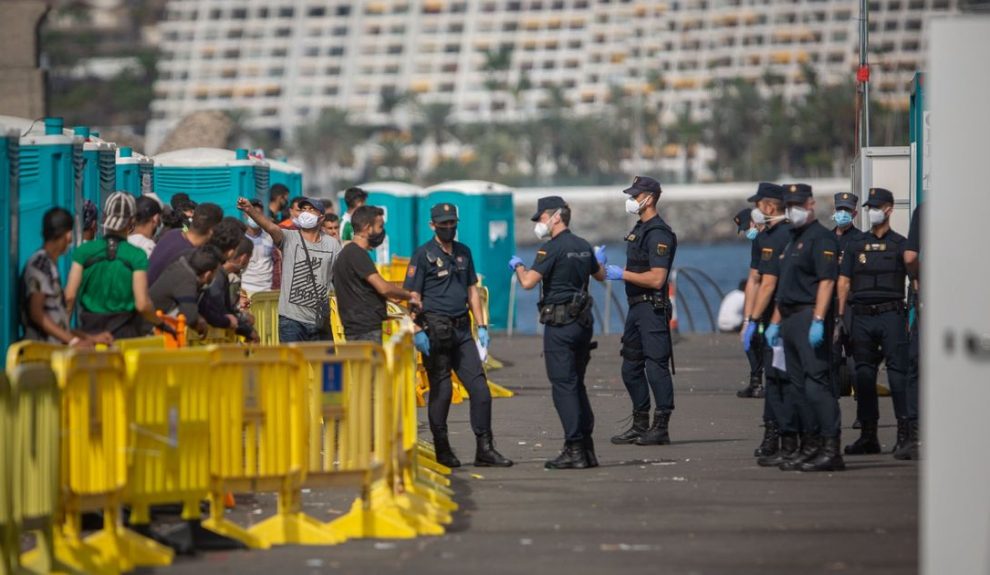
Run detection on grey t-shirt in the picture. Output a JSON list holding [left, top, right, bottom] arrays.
[[278, 230, 341, 325], [21, 249, 70, 343]]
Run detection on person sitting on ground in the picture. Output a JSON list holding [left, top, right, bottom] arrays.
[[340, 187, 368, 241], [323, 212, 341, 239], [332, 205, 419, 342], [128, 195, 163, 257], [147, 201, 223, 284], [149, 245, 223, 336], [65, 192, 173, 338], [242, 199, 276, 294], [21, 207, 112, 348]]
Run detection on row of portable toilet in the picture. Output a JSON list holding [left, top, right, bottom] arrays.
[[349, 181, 516, 330]]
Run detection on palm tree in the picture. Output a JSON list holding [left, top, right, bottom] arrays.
[[668, 104, 705, 183], [294, 107, 362, 194], [482, 45, 514, 119]]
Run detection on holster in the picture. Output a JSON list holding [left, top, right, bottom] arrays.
[[539, 292, 593, 327], [422, 313, 458, 353]]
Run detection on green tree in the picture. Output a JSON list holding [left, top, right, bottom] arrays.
[[294, 108, 362, 193]]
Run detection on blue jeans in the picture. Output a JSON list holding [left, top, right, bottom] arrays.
[[348, 329, 382, 343], [279, 315, 328, 343]]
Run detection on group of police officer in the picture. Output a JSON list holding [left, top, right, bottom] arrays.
[[736, 182, 922, 472], [411, 175, 919, 473]]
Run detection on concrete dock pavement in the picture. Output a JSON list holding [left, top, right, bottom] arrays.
[[156, 333, 917, 575]]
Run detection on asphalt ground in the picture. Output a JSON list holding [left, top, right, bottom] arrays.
[[154, 333, 918, 575]]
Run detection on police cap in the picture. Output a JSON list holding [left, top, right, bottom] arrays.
[[834, 192, 859, 211], [747, 182, 784, 203], [783, 183, 813, 204], [863, 187, 895, 208], [530, 196, 568, 221], [622, 175, 662, 196], [430, 202, 458, 223]]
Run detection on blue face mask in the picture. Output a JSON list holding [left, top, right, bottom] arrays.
[[745, 228, 759, 241], [832, 210, 854, 227]]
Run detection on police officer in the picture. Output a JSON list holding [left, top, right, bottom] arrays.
[[509, 196, 606, 469], [901, 204, 921, 460], [734, 206, 765, 400], [764, 183, 844, 472], [837, 187, 909, 457], [830, 192, 865, 403], [605, 176, 678, 446], [404, 203, 513, 469], [739, 184, 794, 462]]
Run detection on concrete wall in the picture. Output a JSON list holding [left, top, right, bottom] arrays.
[[0, 1, 49, 119]]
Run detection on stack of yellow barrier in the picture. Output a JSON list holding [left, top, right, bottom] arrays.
[[249, 290, 280, 345]]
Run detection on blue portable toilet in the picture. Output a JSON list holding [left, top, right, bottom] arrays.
[[0, 116, 82, 279], [71, 127, 116, 215], [0, 130, 19, 362], [152, 148, 268, 216], [357, 181, 422, 265], [419, 181, 515, 330], [116, 147, 154, 196], [268, 158, 303, 203]]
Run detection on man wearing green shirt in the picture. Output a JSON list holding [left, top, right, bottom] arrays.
[[340, 187, 367, 242]]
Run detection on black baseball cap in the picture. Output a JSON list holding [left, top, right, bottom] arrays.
[[298, 197, 326, 212], [733, 208, 753, 232], [531, 196, 568, 221], [170, 192, 197, 210], [747, 182, 784, 203], [431, 202, 458, 223], [863, 187, 894, 208], [622, 175, 662, 196], [834, 192, 859, 211], [783, 183, 813, 204]]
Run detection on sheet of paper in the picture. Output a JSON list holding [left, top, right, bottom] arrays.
[[477, 341, 488, 363], [772, 344, 786, 372]]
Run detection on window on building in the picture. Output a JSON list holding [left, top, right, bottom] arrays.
[[834, 10, 852, 21], [906, 19, 922, 31], [337, 6, 351, 16], [903, 40, 920, 51], [482, 2, 498, 12], [278, 7, 294, 18], [275, 27, 292, 37], [449, 22, 464, 33], [308, 6, 326, 17], [324, 86, 339, 95], [885, 20, 899, 31], [445, 44, 461, 53], [305, 46, 320, 57], [329, 46, 346, 56], [332, 26, 348, 37], [269, 68, 285, 77], [503, 21, 519, 31]]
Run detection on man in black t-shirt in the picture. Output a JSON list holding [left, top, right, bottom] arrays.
[[332, 205, 419, 342]]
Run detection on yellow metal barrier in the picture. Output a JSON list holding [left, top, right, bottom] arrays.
[[5, 341, 62, 377], [44, 350, 173, 574], [250, 290, 280, 346], [123, 349, 215, 533], [114, 336, 166, 353], [188, 327, 239, 347], [204, 346, 324, 547], [376, 256, 411, 283], [0, 371, 12, 575], [10, 364, 61, 574]]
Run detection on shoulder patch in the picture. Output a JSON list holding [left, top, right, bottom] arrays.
[[761, 248, 774, 261], [656, 243, 669, 256], [535, 250, 548, 264], [406, 265, 416, 278]]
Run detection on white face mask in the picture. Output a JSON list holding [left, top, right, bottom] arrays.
[[293, 211, 320, 230], [625, 196, 647, 215], [867, 208, 887, 227], [786, 206, 810, 227], [750, 208, 766, 226], [533, 210, 559, 240]]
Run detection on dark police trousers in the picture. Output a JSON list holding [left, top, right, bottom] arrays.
[[850, 304, 909, 423], [544, 319, 595, 443], [620, 302, 674, 413], [423, 317, 492, 436], [747, 333, 765, 381], [763, 340, 797, 433], [906, 310, 920, 421], [780, 306, 841, 438]]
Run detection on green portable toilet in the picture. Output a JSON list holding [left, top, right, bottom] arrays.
[[357, 181, 422, 265], [152, 148, 268, 216], [116, 146, 154, 196], [0, 131, 18, 362], [268, 158, 303, 203], [419, 180, 515, 330]]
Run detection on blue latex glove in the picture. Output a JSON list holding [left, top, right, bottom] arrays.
[[508, 255, 524, 272], [605, 264, 624, 281], [742, 321, 758, 352], [594, 245, 607, 266], [478, 326, 490, 348], [764, 323, 781, 347], [808, 319, 825, 348], [414, 331, 430, 357]]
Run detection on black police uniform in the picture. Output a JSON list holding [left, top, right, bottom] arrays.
[[831, 192, 865, 397], [735, 206, 765, 396], [840, 197, 909, 455], [900, 202, 922, 460], [613, 177, 678, 446], [775, 184, 843, 471], [405, 203, 511, 468]]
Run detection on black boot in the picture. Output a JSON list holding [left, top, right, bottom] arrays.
[[894, 419, 919, 460], [891, 418, 910, 456], [843, 420, 881, 455], [635, 410, 671, 445], [754, 421, 780, 457], [737, 374, 764, 398], [779, 435, 820, 471], [432, 431, 461, 468], [474, 432, 513, 467], [758, 433, 797, 467], [583, 436, 599, 468], [545, 442, 590, 470], [800, 436, 846, 472], [610, 410, 650, 444]]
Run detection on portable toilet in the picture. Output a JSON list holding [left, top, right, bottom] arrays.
[[116, 146, 154, 196], [356, 181, 422, 265], [0, 131, 19, 361], [0, 116, 82, 278], [152, 147, 268, 216], [419, 181, 515, 330], [71, 127, 116, 214], [268, 158, 303, 203]]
